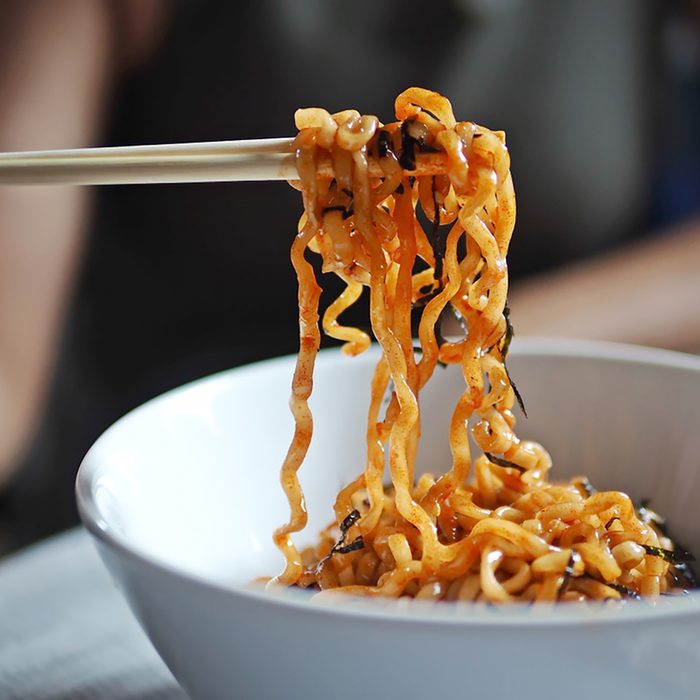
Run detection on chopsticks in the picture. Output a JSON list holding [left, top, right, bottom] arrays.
[[0, 138, 448, 186], [0, 138, 297, 185]]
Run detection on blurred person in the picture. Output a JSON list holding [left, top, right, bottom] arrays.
[[0, 0, 698, 553]]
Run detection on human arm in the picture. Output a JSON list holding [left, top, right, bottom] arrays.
[[0, 0, 167, 486], [508, 217, 700, 351], [0, 0, 116, 486]]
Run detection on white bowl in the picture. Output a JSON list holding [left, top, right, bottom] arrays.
[[77, 339, 700, 700]]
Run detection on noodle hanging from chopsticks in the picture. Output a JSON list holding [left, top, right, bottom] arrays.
[[271, 88, 695, 602]]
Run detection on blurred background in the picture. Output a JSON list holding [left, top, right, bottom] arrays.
[[0, 0, 698, 555]]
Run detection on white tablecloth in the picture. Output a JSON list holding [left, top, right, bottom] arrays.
[[0, 528, 188, 699]]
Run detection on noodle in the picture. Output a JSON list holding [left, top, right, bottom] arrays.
[[271, 88, 695, 602]]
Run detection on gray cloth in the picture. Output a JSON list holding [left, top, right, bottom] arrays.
[[0, 529, 187, 700]]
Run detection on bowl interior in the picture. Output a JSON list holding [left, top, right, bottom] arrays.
[[80, 340, 700, 589]]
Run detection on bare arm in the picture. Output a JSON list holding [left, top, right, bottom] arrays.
[[508, 217, 700, 351], [0, 0, 117, 485], [0, 0, 169, 487]]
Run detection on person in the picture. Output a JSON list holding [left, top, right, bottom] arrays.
[[0, 0, 698, 553]]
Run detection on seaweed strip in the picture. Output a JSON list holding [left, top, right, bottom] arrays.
[[335, 536, 365, 554], [678, 562, 699, 587], [636, 498, 700, 593], [409, 103, 441, 123], [316, 510, 364, 571], [322, 204, 353, 220], [636, 500, 698, 586], [484, 452, 526, 473], [558, 551, 576, 596], [399, 119, 418, 170], [430, 177, 447, 282], [399, 120, 417, 170], [501, 305, 514, 359], [560, 568, 641, 600], [636, 499, 669, 535], [495, 303, 527, 417], [670, 562, 699, 590], [641, 544, 695, 564], [412, 284, 443, 309], [580, 573, 641, 600], [604, 581, 642, 600], [668, 565, 693, 593], [339, 509, 361, 533], [503, 362, 527, 418], [574, 477, 595, 498], [377, 129, 391, 158]]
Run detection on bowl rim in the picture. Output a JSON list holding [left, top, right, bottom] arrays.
[[76, 337, 700, 627]]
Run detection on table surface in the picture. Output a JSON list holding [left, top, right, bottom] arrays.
[[0, 528, 188, 700]]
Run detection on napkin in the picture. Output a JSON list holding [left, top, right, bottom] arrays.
[[0, 529, 187, 699]]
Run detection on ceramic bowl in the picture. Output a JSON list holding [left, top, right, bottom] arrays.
[[77, 339, 700, 700]]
